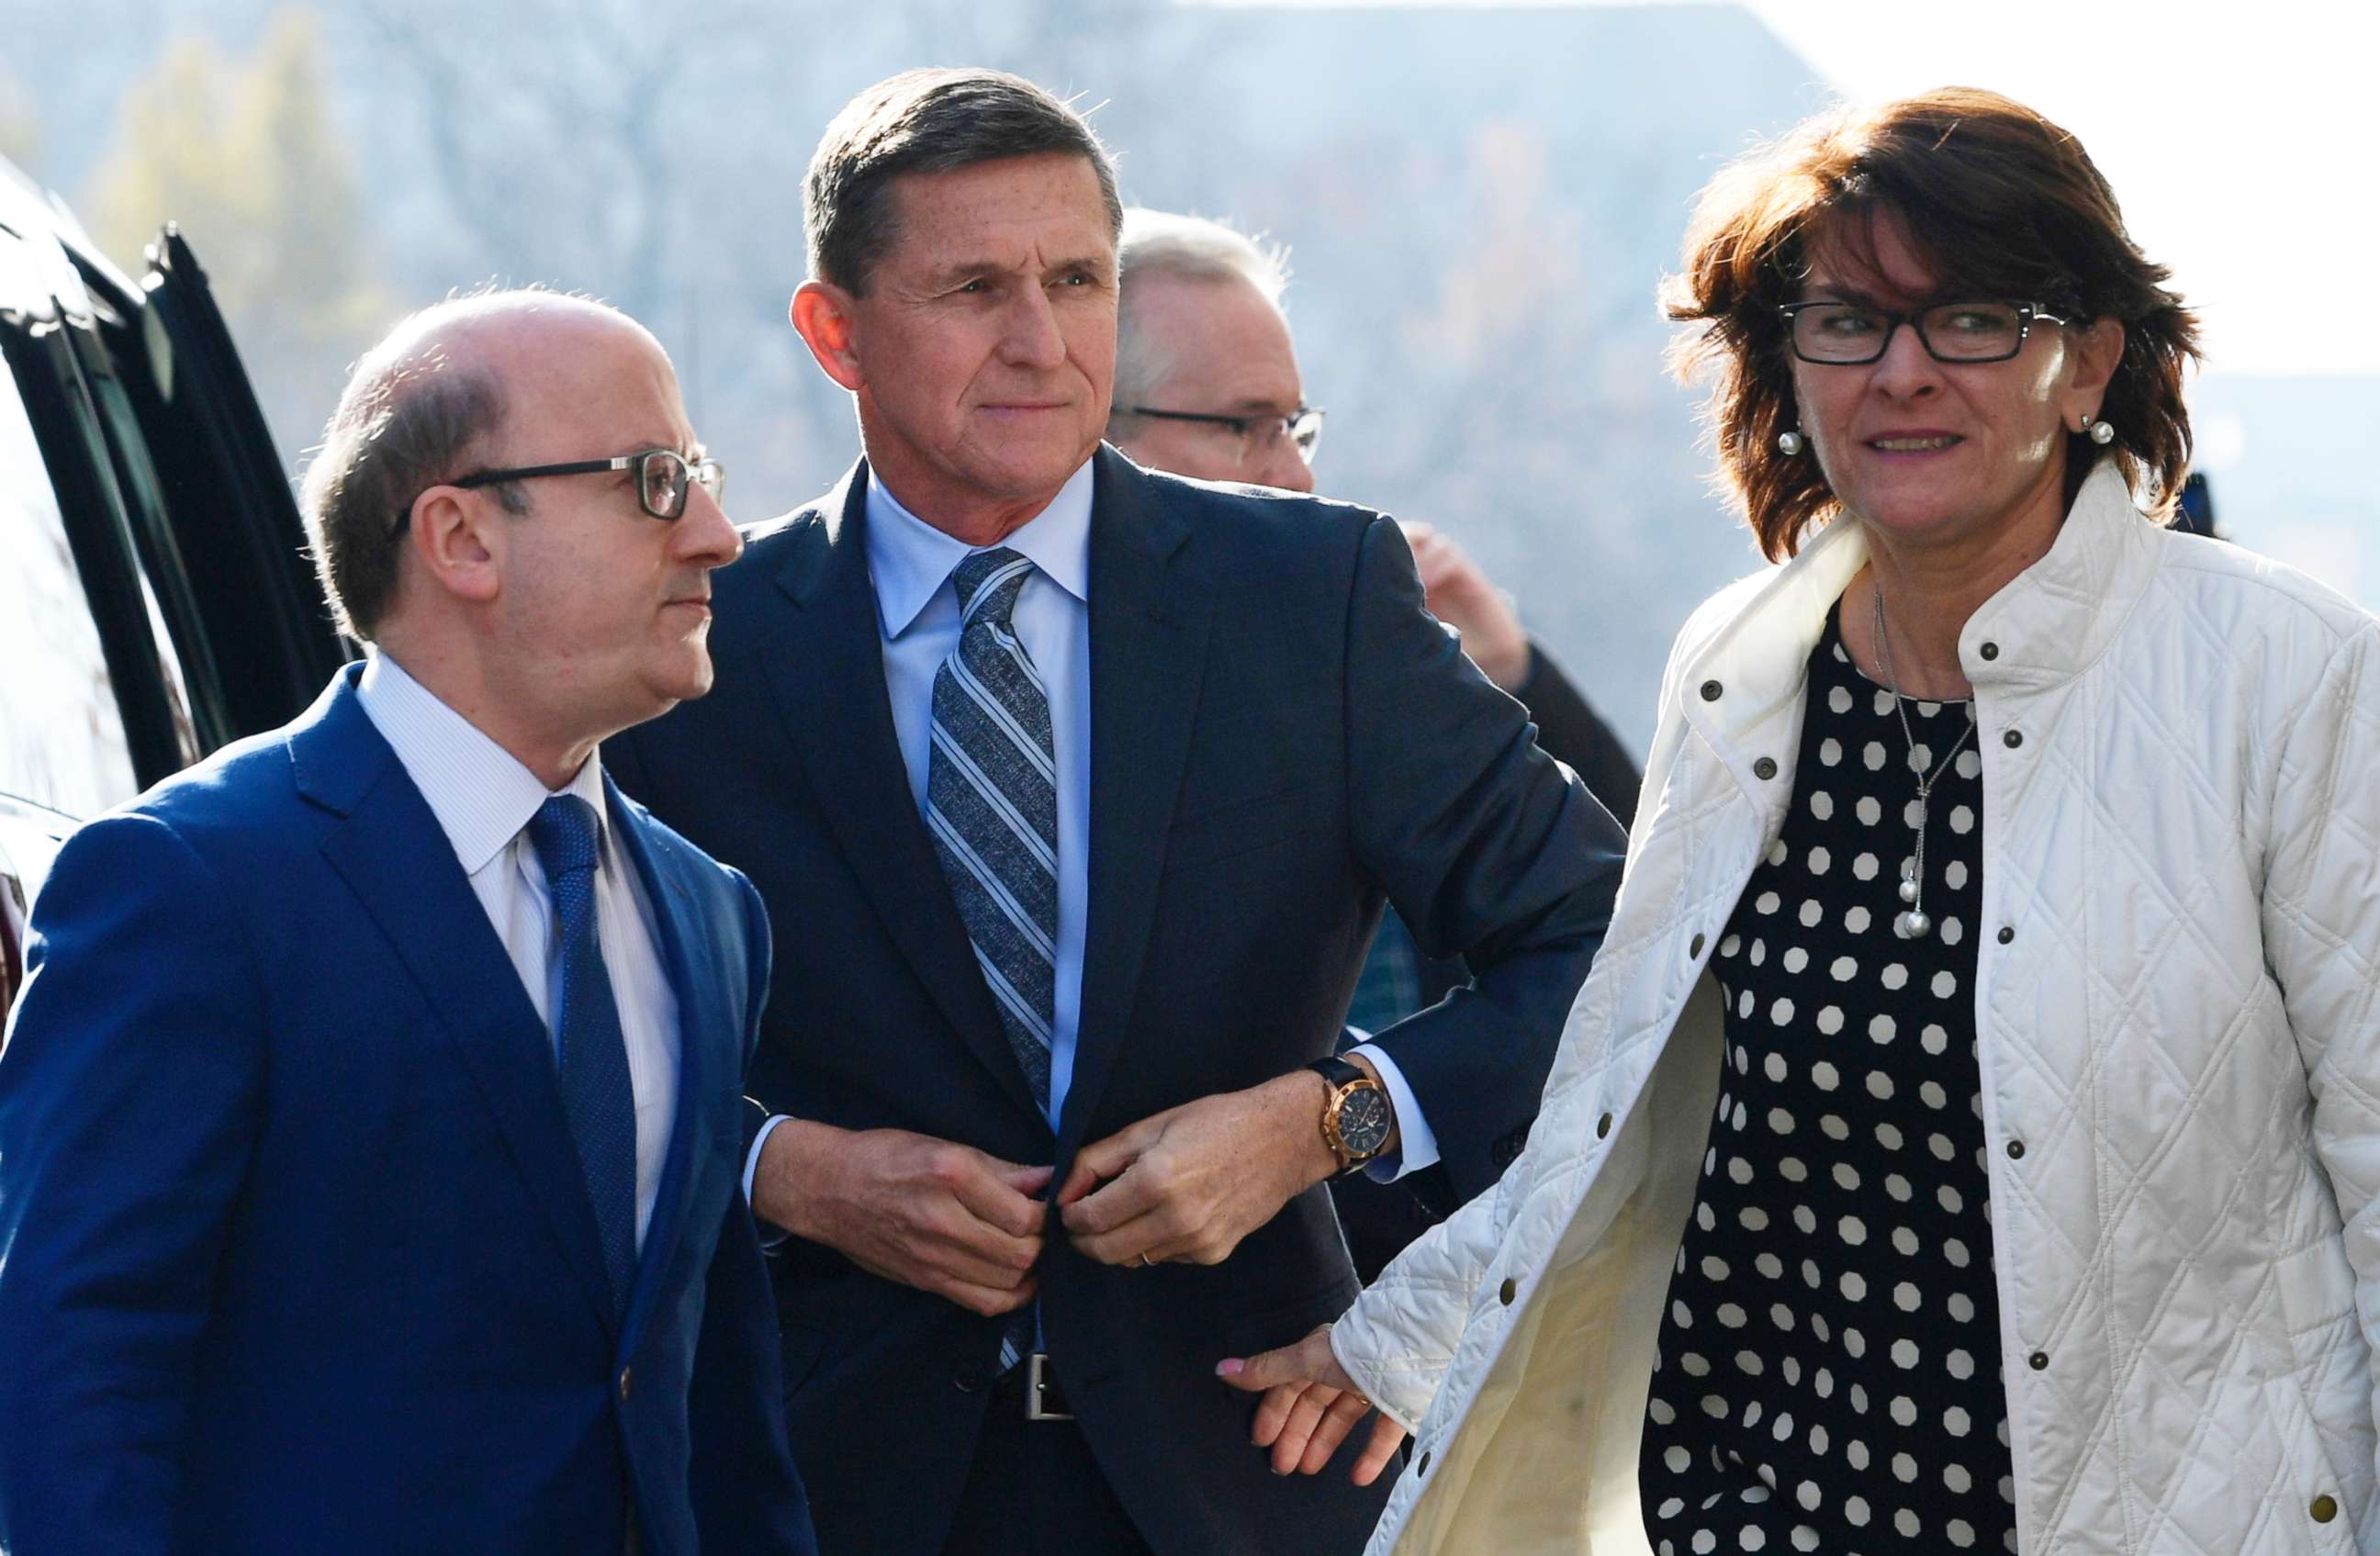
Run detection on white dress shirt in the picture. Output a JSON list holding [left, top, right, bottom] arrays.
[[749, 457, 1436, 1203], [356, 653, 679, 1246]]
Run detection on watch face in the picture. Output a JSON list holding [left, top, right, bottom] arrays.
[[1336, 1084, 1393, 1159]]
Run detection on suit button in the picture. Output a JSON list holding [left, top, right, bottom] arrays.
[[1997, 926, 2015, 945], [2004, 730, 2024, 749], [953, 1360, 991, 1394], [1752, 757, 1778, 780], [2006, 1140, 2026, 1160], [1700, 680, 1723, 702], [1690, 934, 1706, 958], [1417, 1450, 1432, 1476], [2312, 1494, 2339, 1524], [1596, 1113, 1612, 1139], [1980, 642, 2000, 661], [2027, 1351, 2049, 1371], [1499, 1278, 1517, 1305], [618, 1366, 633, 1403]]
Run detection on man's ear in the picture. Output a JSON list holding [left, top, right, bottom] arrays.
[[791, 280, 865, 393], [406, 485, 505, 606]]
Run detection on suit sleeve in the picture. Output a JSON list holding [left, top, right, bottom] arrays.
[[1512, 639, 1644, 832], [0, 812, 266, 1553], [688, 876, 816, 1553], [1343, 517, 1627, 1203]]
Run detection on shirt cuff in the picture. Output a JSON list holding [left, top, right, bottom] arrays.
[[1346, 1043, 1439, 1181], [746, 1114, 793, 1248]]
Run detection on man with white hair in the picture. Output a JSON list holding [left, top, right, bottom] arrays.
[[1106, 208, 1642, 1278], [0, 290, 814, 1555]]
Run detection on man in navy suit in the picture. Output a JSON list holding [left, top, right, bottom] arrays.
[[605, 71, 1626, 1556], [0, 291, 814, 1555]]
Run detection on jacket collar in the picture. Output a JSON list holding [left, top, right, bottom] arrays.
[[1685, 459, 2160, 765]]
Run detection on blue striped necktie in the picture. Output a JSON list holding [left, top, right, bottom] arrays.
[[926, 547, 1058, 1113], [525, 794, 639, 1319]]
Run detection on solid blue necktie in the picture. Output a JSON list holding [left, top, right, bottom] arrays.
[[526, 794, 639, 1319]]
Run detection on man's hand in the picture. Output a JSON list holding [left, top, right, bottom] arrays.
[[1057, 1072, 1341, 1266], [1399, 521, 1532, 692], [753, 1118, 1050, 1317], [1218, 1325, 1409, 1483]]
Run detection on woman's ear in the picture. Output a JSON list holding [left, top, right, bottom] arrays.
[[2070, 316, 2126, 409]]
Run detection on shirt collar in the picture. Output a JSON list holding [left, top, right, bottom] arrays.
[[354, 651, 610, 876], [863, 458, 1095, 639]]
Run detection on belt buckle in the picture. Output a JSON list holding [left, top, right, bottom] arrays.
[[1024, 1351, 1074, 1422]]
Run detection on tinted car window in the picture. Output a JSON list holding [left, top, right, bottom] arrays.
[[0, 364, 138, 817]]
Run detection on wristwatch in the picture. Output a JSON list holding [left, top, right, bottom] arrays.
[[1308, 1057, 1394, 1175]]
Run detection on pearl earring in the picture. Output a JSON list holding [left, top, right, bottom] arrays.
[[2078, 412, 2115, 446], [1777, 429, 1804, 455]]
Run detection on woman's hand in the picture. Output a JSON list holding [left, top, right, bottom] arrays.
[[1217, 1324, 1410, 1484]]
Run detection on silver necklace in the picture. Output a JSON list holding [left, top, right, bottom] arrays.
[[1870, 585, 1977, 940]]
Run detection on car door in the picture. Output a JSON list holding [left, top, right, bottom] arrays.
[[0, 162, 347, 1021]]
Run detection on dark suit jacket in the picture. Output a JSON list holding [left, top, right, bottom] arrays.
[[1330, 639, 1645, 1280], [607, 448, 1625, 1556], [0, 666, 813, 1556]]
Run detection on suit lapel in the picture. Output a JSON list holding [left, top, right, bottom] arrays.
[[1059, 451, 1211, 1154], [602, 782, 709, 1350], [757, 464, 1041, 1122], [294, 672, 620, 1336]]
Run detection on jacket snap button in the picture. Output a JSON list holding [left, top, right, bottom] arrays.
[[1753, 757, 1778, 780], [2027, 1350, 2048, 1371], [1418, 1450, 1432, 1475], [2003, 730, 2024, 749], [1997, 926, 2015, 945], [2312, 1494, 2339, 1524], [1980, 642, 2000, 661], [618, 1366, 633, 1403], [1700, 680, 1723, 701], [2005, 1139, 2026, 1160], [1690, 933, 1706, 958], [1597, 1113, 1613, 1139], [1499, 1278, 1517, 1305]]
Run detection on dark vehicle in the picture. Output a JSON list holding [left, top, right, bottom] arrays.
[[0, 158, 347, 1016]]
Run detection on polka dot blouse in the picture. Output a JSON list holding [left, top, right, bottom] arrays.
[[1639, 603, 2016, 1555]]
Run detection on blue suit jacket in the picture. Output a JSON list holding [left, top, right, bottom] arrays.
[[0, 666, 814, 1556]]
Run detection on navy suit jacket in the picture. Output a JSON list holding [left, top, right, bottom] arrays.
[[609, 448, 1626, 1556], [0, 666, 814, 1556]]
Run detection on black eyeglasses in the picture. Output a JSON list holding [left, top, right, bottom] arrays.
[[1121, 404, 1325, 465], [449, 447, 724, 521], [1778, 300, 2071, 365]]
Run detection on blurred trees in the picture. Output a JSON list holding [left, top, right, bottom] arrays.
[[82, 6, 389, 448]]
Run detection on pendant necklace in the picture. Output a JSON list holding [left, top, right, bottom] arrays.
[[1871, 585, 1978, 940]]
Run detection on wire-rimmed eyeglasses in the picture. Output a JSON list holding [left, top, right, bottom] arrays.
[[1121, 404, 1325, 465]]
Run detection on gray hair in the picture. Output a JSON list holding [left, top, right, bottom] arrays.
[[1112, 208, 1292, 412], [806, 67, 1123, 297], [298, 290, 572, 641]]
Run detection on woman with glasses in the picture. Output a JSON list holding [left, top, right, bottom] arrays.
[[1220, 87, 2380, 1555]]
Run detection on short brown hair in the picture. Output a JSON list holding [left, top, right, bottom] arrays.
[[1665, 87, 2201, 561], [804, 67, 1122, 297], [300, 341, 526, 641]]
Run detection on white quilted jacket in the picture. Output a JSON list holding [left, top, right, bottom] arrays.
[[1333, 463, 2380, 1554]]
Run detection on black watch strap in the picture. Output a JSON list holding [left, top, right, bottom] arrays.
[[1308, 1056, 1367, 1089]]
